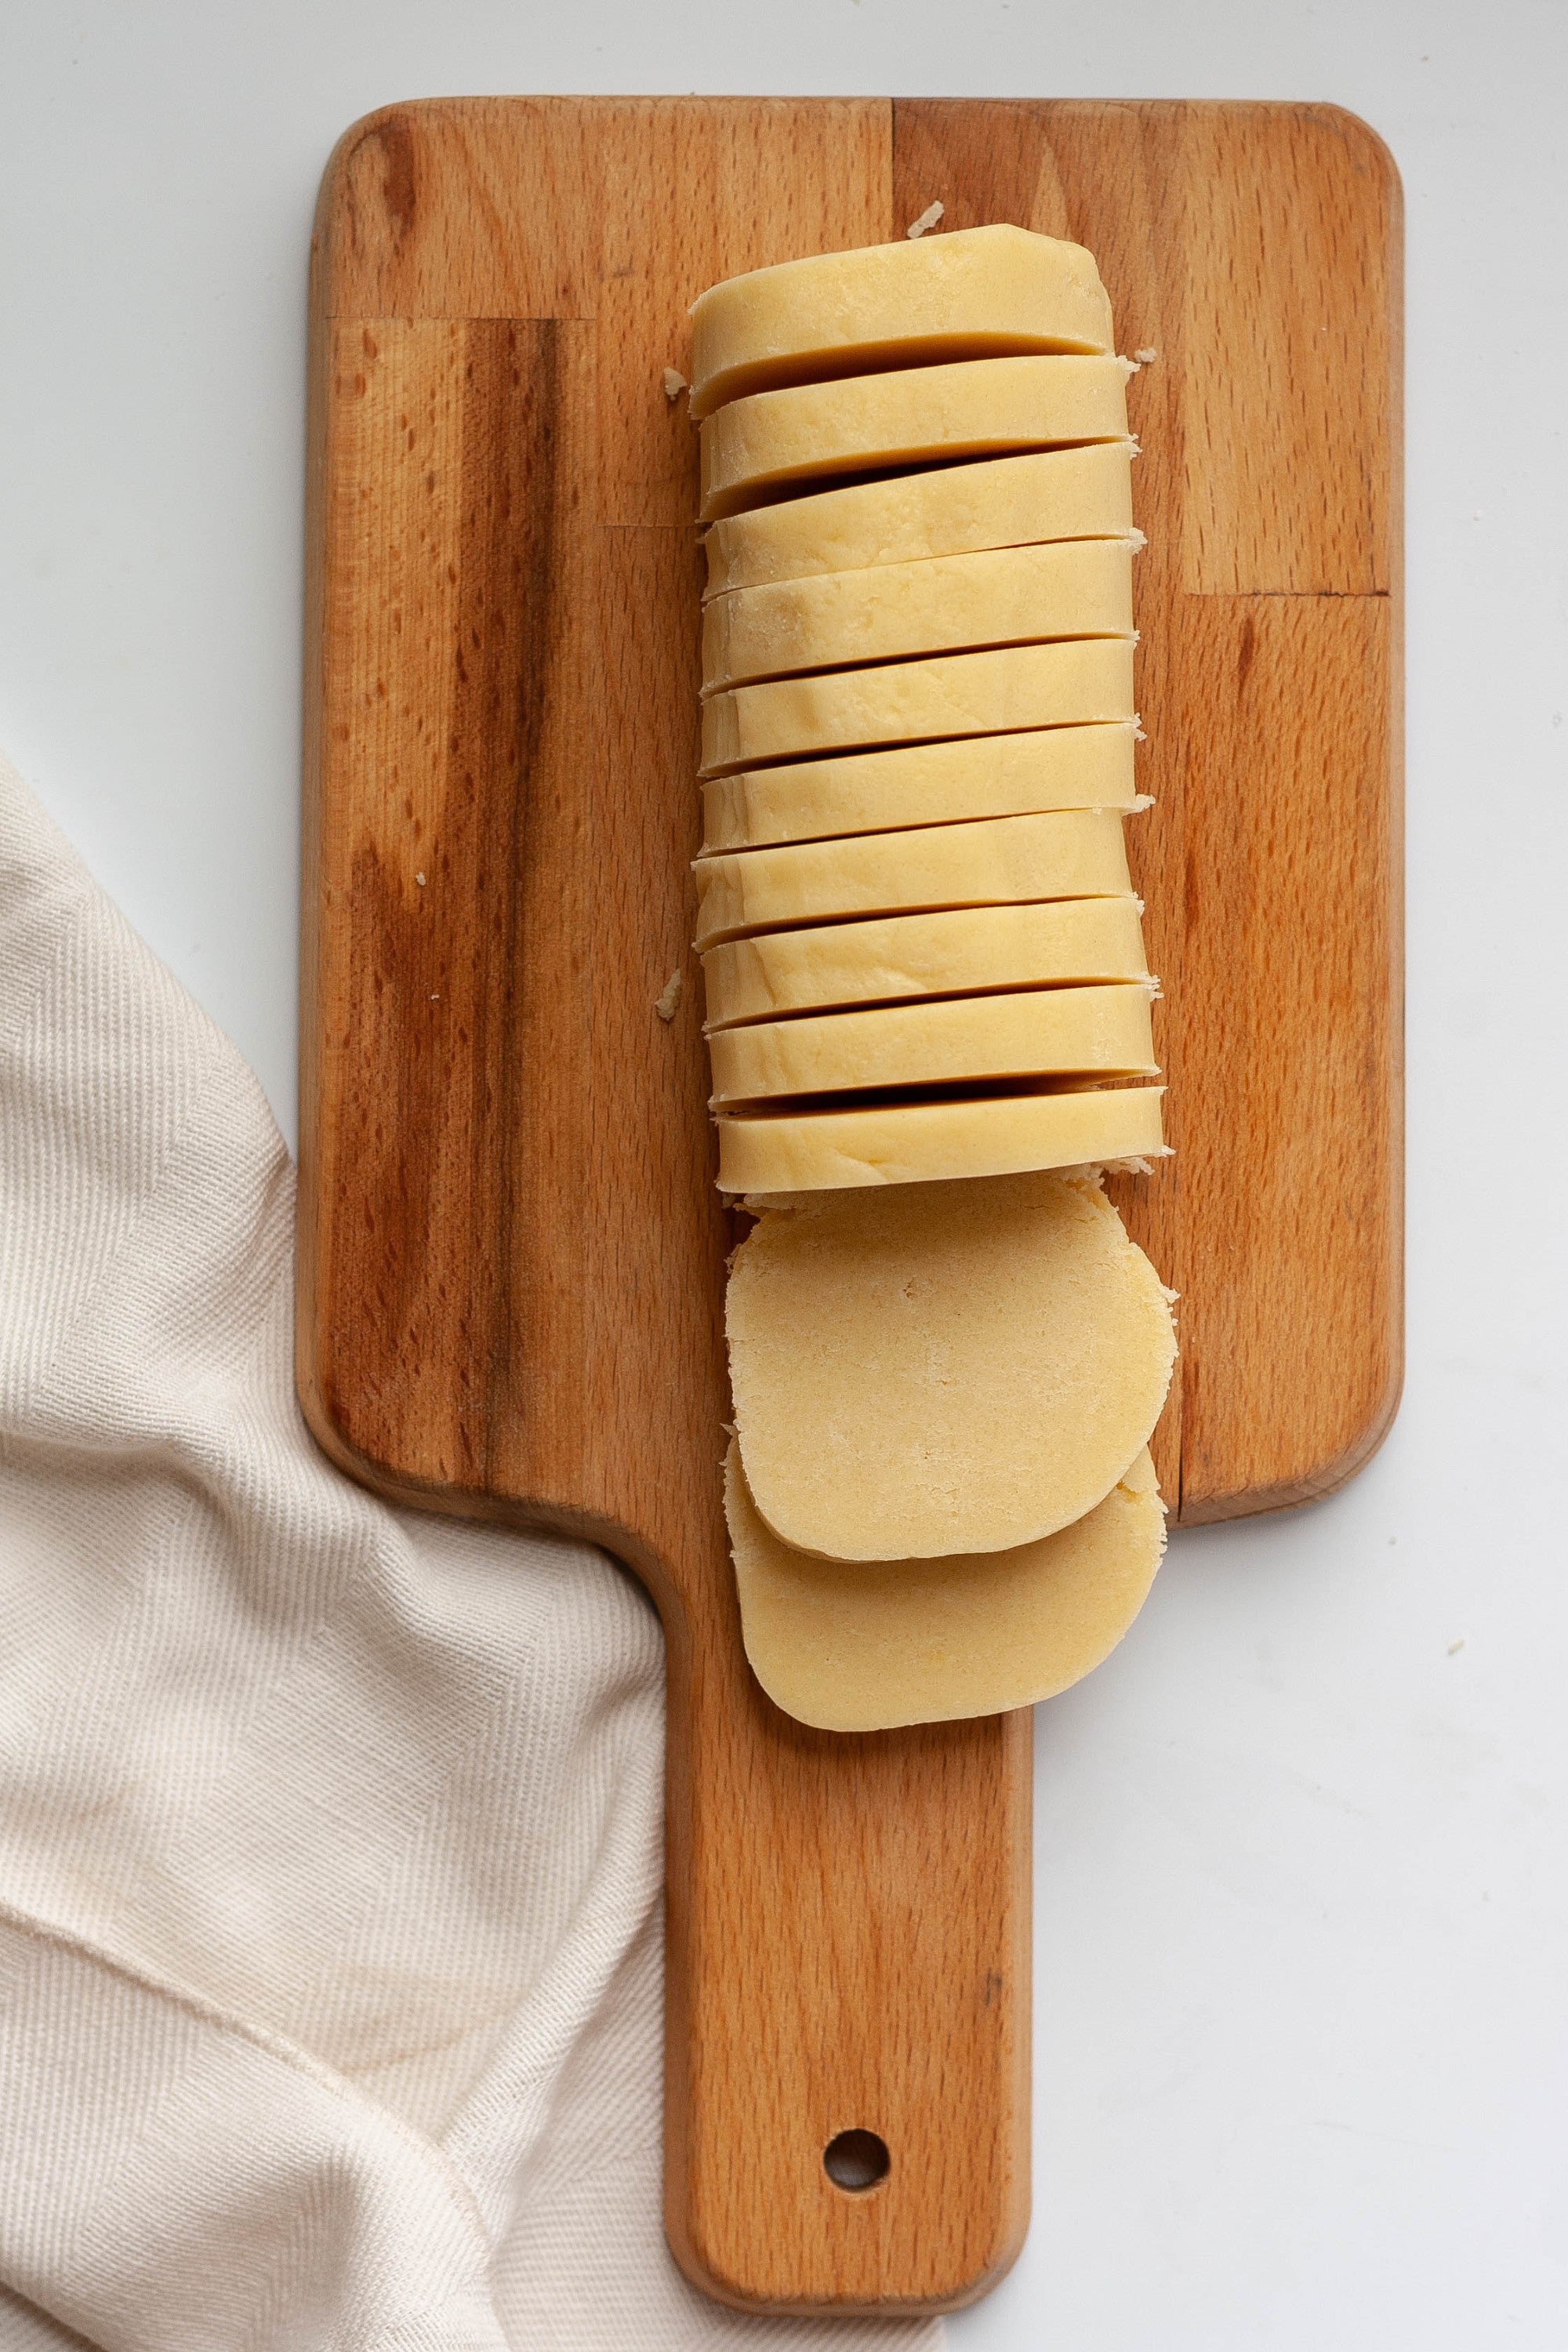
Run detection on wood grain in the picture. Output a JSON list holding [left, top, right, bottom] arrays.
[[889, 96, 1403, 1517], [298, 97, 1402, 2311]]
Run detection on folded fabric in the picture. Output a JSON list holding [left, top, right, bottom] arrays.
[[0, 750, 938, 2352]]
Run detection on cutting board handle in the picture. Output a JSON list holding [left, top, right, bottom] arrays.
[[655, 1552, 1033, 2314]]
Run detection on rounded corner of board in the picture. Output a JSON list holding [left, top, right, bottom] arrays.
[[1178, 1348, 1404, 1528], [1302, 1352, 1406, 1511], [313, 99, 433, 281], [292, 1345, 383, 1499], [659, 2216, 752, 2318], [920, 2190, 1033, 2317], [320, 97, 423, 182], [292, 1306, 427, 1517], [1302, 102, 1406, 206]]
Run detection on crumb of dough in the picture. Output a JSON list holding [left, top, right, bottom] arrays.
[[662, 368, 689, 401], [1133, 347, 1157, 364], [906, 201, 945, 239], [655, 969, 684, 1021], [415, 871, 426, 885]]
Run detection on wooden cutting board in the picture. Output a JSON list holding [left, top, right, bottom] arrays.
[[297, 97, 1402, 2315]]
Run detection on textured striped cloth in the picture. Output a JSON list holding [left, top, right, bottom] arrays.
[[0, 751, 937, 2352]]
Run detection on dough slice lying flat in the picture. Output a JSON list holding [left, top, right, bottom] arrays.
[[694, 807, 1131, 946], [725, 1441, 1166, 1731], [726, 1171, 1176, 1558], [702, 537, 1135, 693], [702, 722, 1138, 851], [701, 638, 1135, 774], [703, 443, 1137, 596], [703, 896, 1151, 1027], [708, 982, 1156, 1103], [688, 223, 1113, 417], [714, 1083, 1167, 1192], [700, 355, 1134, 520]]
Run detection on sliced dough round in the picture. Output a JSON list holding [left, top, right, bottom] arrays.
[[702, 538, 1135, 695], [715, 1083, 1166, 1192], [702, 723, 1138, 851], [725, 1441, 1167, 1731], [709, 982, 1156, 1103], [703, 897, 1150, 1028], [688, 224, 1114, 418], [700, 355, 1133, 521], [694, 808, 1131, 947], [703, 443, 1137, 597], [726, 1171, 1177, 1558], [700, 639, 1134, 775]]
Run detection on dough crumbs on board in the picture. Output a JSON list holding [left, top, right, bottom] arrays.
[[662, 367, 689, 401], [906, 201, 945, 239], [655, 969, 684, 1022]]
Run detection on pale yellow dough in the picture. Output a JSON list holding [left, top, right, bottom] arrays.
[[715, 1083, 1166, 1192], [688, 223, 1113, 418], [700, 354, 1134, 521], [701, 637, 1135, 774], [702, 723, 1138, 851], [725, 1441, 1166, 1731], [725, 1171, 1176, 1558], [702, 443, 1137, 596], [694, 807, 1131, 946], [702, 896, 1150, 1027], [709, 982, 1156, 1103], [702, 537, 1135, 694]]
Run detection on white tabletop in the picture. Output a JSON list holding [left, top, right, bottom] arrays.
[[3, 5, 1566, 2344]]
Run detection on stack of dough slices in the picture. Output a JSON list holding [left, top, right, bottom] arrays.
[[687, 224, 1176, 1733]]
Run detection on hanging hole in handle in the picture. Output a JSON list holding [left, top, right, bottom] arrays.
[[823, 2129, 891, 2193]]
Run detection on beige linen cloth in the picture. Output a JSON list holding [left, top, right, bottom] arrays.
[[0, 750, 938, 2352]]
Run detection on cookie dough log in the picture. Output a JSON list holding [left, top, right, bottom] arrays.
[[702, 537, 1135, 695], [688, 221, 1113, 417], [703, 442, 1138, 597], [726, 1171, 1176, 1559], [702, 722, 1140, 852], [702, 896, 1150, 1028], [700, 354, 1134, 520], [714, 1083, 1167, 1194], [701, 637, 1135, 775], [694, 807, 1132, 947], [725, 1441, 1166, 1731]]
